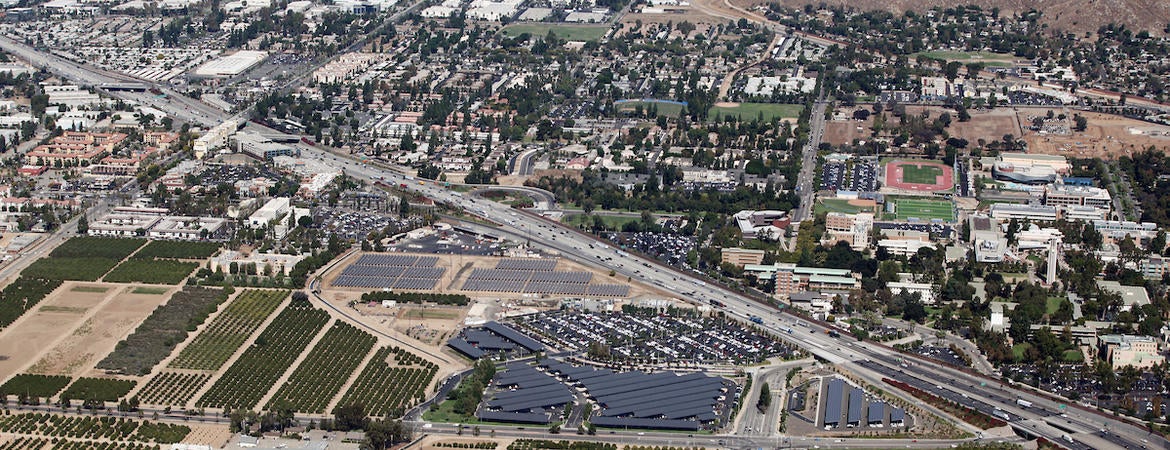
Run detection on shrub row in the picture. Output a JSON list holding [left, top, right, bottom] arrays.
[[196, 302, 329, 410], [97, 287, 229, 375], [169, 290, 288, 371], [359, 291, 470, 306], [267, 321, 376, 413]]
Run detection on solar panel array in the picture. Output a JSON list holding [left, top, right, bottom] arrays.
[[461, 266, 618, 295], [496, 258, 557, 271], [333, 253, 445, 290]]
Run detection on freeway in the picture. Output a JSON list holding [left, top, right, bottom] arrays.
[[10, 25, 1162, 449], [298, 149, 1167, 449]]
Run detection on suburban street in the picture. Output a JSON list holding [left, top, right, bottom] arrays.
[[792, 94, 828, 223]]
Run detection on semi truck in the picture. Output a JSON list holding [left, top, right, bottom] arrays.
[[1016, 399, 1032, 408]]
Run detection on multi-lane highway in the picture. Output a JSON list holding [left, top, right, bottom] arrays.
[[8, 27, 1164, 449], [267, 144, 1167, 450]]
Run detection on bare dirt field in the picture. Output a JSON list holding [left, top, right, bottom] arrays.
[[1020, 109, 1170, 159], [0, 283, 112, 378], [944, 107, 1022, 145], [824, 119, 873, 146], [754, 0, 1170, 38], [181, 423, 235, 447], [28, 285, 174, 378]]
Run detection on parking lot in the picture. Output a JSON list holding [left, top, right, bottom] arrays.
[[820, 161, 877, 192], [314, 207, 426, 240], [512, 308, 798, 365], [389, 230, 501, 256], [605, 231, 696, 268], [874, 221, 954, 239]]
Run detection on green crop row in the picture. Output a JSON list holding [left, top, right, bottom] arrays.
[[169, 290, 288, 371], [267, 321, 376, 413], [196, 302, 329, 410], [336, 347, 438, 417]]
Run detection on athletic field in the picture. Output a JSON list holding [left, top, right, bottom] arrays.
[[886, 197, 955, 221], [901, 164, 943, 185]]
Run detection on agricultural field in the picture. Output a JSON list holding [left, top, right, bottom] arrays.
[[22, 258, 119, 281], [0, 278, 64, 329], [196, 297, 330, 410], [103, 259, 198, 285], [337, 347, 439, 417], [0, 413, 189, 444], [59, 377, 135, 402], [133, 241, 221, 260], [96, 287, 229, 376], [29, 288, 173, 377], [0, 374, 70, 398], [135, 372, 210, 407], [708, 103, 803, 122], [169, 290, 288, 371], [20, 237, 147, 282], [886, 197, 956, 222], [266, 322, 377, 413], [49, 237, 144, 260]]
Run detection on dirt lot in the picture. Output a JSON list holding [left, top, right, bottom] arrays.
[[0, 283, 114, 378], [1020, 109, 1170, 159], [935, 107, 1023, 145], [824, 119, 873, 146], [27, 285, 175, 378]]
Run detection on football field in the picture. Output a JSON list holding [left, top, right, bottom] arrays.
[[887, 197, 954, 221]]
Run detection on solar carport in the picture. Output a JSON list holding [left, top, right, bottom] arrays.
[[550, 361, 732, 429], [477, 363, 574, 425]]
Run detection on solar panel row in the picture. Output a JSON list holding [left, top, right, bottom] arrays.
[[496, 258, 557, 271], [847, 388, 864, 425], [824, 378, 845, 426], [355, 254, 419, 267]]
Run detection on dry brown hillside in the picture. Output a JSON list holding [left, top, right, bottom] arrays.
[[757, 0, 1170, 37]]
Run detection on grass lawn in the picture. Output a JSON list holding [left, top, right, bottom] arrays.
[[817, 198, 874, 215], [615, 100, 686, 117], [423, 399, 487, 424], [1046, 297, 1065, 315], [913, 50, 1015, 67], [1012, 343, 1031, 360], [403, 309, 458, 320], [708, 103, 803, 122], [500, 23, 608, 41], [901, 164, 943, 185], [564, 213, 641, 230], [70, 285, 109, 293], [133, 287, 170, 295], [887, 197, 954, 221], [1062, 349, 1084, 362]]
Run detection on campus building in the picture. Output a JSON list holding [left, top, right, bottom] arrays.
[[1044, 184, 1112, 209], [744, 263, 860, 297], [1100, 334, 1164, 369], [823, 212, 873, 251], [721, 247, 765, 267]]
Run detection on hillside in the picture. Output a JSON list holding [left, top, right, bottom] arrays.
[[761, 0, 1170, 37]]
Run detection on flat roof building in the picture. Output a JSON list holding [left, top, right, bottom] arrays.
[[1045, 184, 1111, 209], [721, 247, 765, 267]]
